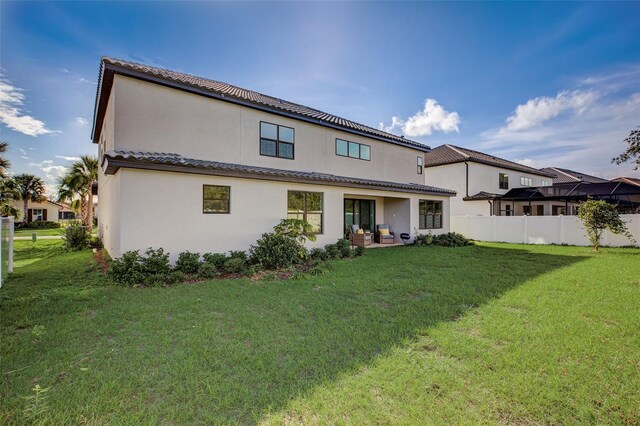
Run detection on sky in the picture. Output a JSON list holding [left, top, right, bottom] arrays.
[[1, 1, 639, 194]]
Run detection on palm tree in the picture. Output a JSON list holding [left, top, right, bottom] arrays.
[[57, 156, 98, 228], [13, 174, 46, 223], [0, 141, 11, 179], [0, 178, 19, 218]]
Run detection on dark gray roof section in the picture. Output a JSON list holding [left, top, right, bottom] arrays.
[[103, 150, 456, 196], [463, 191, 502, 201], [501, 181, 640, 200], [540, 167, 608, 184], [424, 144, 555, 177], [91, 57, 429, 152]]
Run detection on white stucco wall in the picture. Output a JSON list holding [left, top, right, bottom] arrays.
[[13, 200, 61, 222], [104, 168, 450, 260]]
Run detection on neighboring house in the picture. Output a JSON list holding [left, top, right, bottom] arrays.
[[12, 199, 62, 222], [424, 144, 554, 216], [92, 58, 455, 260], [539, 167, 608, 185], [611, 176, 640, 187], [58, 203, 77, 220]]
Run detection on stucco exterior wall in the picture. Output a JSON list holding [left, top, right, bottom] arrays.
[[111, 75, 426, 184], [12, 200, 61, 222], [105, 168, 449, 260]]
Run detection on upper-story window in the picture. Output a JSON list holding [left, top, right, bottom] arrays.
[[336, 139, 370, 161], [520, 177, 533, 187], [499, 173, 509, 189], [260, 122, 294, 160], [417, 156, 424, 174], [541, 180, 549, 186]]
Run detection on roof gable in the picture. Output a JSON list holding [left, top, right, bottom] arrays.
[[540, 167, 608, 184]]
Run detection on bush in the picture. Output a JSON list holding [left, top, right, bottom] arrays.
[[354, 245, 366, 257], [139, 248, 171, 276], [432, 232, 472, 247], [166, 271, 187, 285], [143, 273, 170, 287], [110, 248, 173, 286], [223, 257, 246, 274], [249, 232, 303, 269], [175, 251, 201, 274], [203, 252, 227, 269], [414, 231, 433, 246], [63, 226, 90, 251], [335, 238, 352, 258], [197, 262, 217, 279], [89, 236, 103, 249], [18, 220, 61, 229], [227, 250, 247, 261], [324, 243, 339, 259], [577, 198, 635, 251], [309, 247, 329, 261], [109, 250, 144, 285]]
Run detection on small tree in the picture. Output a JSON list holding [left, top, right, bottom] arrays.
[[612, 126, 640, 170], [577, 199, 635, 251]]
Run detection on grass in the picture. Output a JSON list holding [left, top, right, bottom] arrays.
[[1, 241, 639, 424], [14, 228, 64, 237]]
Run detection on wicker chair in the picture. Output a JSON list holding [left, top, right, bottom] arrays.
[[375, 224, 395, 244], [349, 224, 372, 247]]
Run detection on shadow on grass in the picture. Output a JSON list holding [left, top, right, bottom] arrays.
[[1, 243, 588, 423]]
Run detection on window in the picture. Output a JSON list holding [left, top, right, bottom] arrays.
[[523, 206, 531, 216], [501, 204, 512, 216], [336, 139, 370, 161], [260, 122, 294, 159], [520, 177, 533, 187], [417, 156, 424, 174], [499, 173, 509, 190], [541, 180, 549, 186], [419, 200, 442, 229], [31, 209, 44, 221], [287, 191, 323, 234], [203, 185, 230, 214]]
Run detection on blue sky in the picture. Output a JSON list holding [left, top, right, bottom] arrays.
[[1, 1, 639, 193]]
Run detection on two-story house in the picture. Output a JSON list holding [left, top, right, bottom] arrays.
[[92, 58, 455, 260], [424, 144, 555, 216]]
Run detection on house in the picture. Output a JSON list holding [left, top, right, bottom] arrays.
[[58, 203, 77, 220], [539, 167, 608, 185], [611, 176, 640, 187], [92, 58, 455, 260], [424, 144, 554, 216], [12, 199, 62, 222]]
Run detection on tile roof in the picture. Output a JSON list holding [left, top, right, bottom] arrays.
[[610, 176, 640, 187], [424, 144, 554, 177], [103, 150, 456, 196], [463, 191, 502, 201], [539, 167, 608, 184], [92, 57, 429, 151]]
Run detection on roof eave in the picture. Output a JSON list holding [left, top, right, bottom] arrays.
[[425, 158, 555, 177]]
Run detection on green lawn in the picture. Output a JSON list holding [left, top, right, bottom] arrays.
[[1, 241, 639, 424], [14, 228, 64, 237]]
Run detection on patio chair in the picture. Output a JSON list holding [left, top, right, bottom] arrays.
[[349, 224, 372, 247], [375, 224, 395, 244]]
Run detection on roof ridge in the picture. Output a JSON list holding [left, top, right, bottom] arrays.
[[548, 167, 581, 182], [444, 144, 470, 158]]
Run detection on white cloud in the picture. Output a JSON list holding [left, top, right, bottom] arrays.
[[0, 74, 55, 137], [379, 99, 461, 137], [75, 117, 89, 126], [515, 158, 540, 169], [504, 90, 598, 131], [55, 155, 81, 162], [28, 159, 67, 182], [18, 148, 27, 155]]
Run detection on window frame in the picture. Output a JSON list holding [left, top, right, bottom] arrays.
[[499, 173, 509, 190], [335, 138, 371, 161], [260, 121, 295, 160], [541, 180, 549, 186], [287, 190, 324, 234], [417, 156, 424, 174], [520, 176, 533, 187], [202, 184, 231, 214], [418, 200, 443, 230]]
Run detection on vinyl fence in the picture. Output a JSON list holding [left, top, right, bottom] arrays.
[[0, 216, 14, 288], [451, 214, 640, 247]]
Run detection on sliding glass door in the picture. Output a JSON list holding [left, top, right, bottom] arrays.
[[344, 199, 375, 235]]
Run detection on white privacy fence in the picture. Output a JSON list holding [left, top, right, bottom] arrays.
[[451, 214, 640, 247], [0, 216, 14, 288]]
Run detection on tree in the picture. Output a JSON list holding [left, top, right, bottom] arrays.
[[0, 141, 10, 179], [57, 156, 98, 229], [13, 174, 46, 223], [612, 127, 640, 170], [0, 178, 19, 218], [577, 199, 635, 251]]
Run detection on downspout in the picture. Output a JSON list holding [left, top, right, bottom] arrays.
[[488, 200, 493, 216], [464, 161, 469, 197]]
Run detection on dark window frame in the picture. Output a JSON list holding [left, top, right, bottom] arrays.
[[418, 200, 443, 230], [260, 121, 295, 160], [203, 184, 231, 214], [287, 190, 324, 234], [417, 156, 424, 174], [499, 173, 509, 190], [335, 138, 371, 161]]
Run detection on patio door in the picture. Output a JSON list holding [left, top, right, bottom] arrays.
[[344, 199, 375, 236]]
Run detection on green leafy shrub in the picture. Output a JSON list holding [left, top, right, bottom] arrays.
[[143, 273, 170, 287], [202, 253, 227, 269], [18, 220, 60, 229], [354, 246, 366, 257], [197, 262, 217, 279], [109, 250, 144, 285], [223, 257, 246, 274], [414, 230, 433, 246], [63, 226, 90, 251], [577, 199, 635, 251], [432, 232, 472, 247], [273, 218, 317, 244], [166, 271, 187, 285], [139, 248, 171, 276], [89, 236, 103, 249], [249, 232, 303, 269], [335, 238, 352, 258], [227, 250, 247, 261], [324, 243, 339, 259], [309, 247, 328, 261], [175, 251, 201, 274]]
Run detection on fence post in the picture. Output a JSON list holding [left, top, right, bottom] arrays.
[[560, 216, 564, 245], [493, 215, 497, 242], [523, 215, 528, 244], [8, 217, 13, 274]]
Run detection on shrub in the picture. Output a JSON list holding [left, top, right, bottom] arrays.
[[335, 238, 352, 258], [18, 220, 60, 229], [577, 199, 635, 251], [309, 247, 328, 261], [227, 250, 247, 261], [202, 253, 227, 269], [273, 218, 317, 244], [197, 262, 217, 279], [354, 245, 366, 257], [143, 273, 170, 287], [89, 236, 103, 249], [175, 251, 201, 274], [414, 230, 433, 246], [63, 226, 90, 251], [432, 232, 472, 247], [166, 271, 187, 285], [109, 250, 144, 285], [324, 243, 339, 259], [249, 232, 302, 269], [139, 248, 171, 276], [223, 257, 246, 274]]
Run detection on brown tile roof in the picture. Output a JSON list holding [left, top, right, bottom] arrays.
[[463, 191, 502, 201], [103, 150, 456, 196], [424, 144, 554, 177], [91, 57, 429, 152], [539, 167, 608, 184], [611, 176, 640, 187]]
